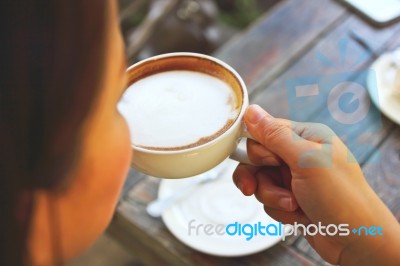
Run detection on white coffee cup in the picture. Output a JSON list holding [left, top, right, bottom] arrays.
[[123, 52, 252, 178]]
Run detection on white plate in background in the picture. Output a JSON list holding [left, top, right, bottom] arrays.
[[158, 159, 282, 257], [367, 51, 400, 126]]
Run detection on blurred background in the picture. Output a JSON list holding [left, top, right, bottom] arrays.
[[68, 0, 281, 265], [119, 0, 281, 63]]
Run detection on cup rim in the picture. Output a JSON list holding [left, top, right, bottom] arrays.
[[126, 52, 249, 155]]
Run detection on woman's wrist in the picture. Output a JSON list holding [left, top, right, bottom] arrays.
[[339, 220, 400, 265]]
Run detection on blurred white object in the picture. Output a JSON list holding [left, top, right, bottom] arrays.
[[367, 50, 400, 125], [391, 49, 400, 99], [158, 159, 281, 257], [342, 0, 400, 25], [146, 162, 226, 218]]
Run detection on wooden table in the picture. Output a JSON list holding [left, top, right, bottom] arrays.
[[109, 0, 400, 265]]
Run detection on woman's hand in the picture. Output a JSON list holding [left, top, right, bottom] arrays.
[[233, 105, 400, 265]]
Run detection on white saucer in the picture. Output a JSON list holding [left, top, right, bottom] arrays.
[[158, 159, 281, 257], [367, 52, 400, 125]]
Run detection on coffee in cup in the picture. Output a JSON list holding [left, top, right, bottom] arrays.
[[119, 52, 250, 178], [118, 70, 241, 151]]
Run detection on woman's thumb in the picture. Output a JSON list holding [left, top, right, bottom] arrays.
[[244, 105, 310, 167]]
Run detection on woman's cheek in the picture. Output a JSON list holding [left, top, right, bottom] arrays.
[[105, 114, 132, 199], [115, 116, 132, 185]]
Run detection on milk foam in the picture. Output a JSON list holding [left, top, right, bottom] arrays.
[[118, 70, 239, 149]]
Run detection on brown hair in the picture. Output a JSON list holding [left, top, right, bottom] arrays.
[[0, 0, 109, 264]]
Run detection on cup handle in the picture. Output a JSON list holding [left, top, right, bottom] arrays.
[[229, 124, 256, 165]]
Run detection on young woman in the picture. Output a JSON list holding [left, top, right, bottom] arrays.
[[2, 1, 131, 264], [1, 0, 399, 265]]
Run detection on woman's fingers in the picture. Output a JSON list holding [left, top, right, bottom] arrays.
[[247, 139, 281, 166], [233, 164, 298, 209], [263, 206, 310, 226], [254, 168, 298, 212], [279, 163, 293, 191], [232, 164, 259, 196]]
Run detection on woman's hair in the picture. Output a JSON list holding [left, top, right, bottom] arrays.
[[0, 1, 110, 264]]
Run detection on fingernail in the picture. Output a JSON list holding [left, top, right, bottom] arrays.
[[237, 182, 244, 194], [278, 197, 292, 211], [246, 105, 266, 125]]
